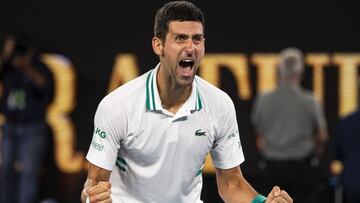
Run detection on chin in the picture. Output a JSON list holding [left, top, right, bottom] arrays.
[[178, 77, 194, 87]]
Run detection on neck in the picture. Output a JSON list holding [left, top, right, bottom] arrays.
[[280, 76, 301, 86], [157, 67, 192, 114]]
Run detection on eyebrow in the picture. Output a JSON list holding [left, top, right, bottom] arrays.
[[173, 33, 204, 38]]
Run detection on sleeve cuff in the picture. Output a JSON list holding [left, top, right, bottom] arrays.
[[86, 154, 114, 171], [212, 156, 245, 169]]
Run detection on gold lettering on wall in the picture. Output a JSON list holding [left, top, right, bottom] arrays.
[[200, 54, 251, 99], [42, 54, 85, 173], [251, 54, 279, 94], [108, 54, 139, 93], [306, 54, 330, 105], [332, 54, 360, 117]]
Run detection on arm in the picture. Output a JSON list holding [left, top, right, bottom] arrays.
[[216, 166, 293, 203], [254, 130, 264, 152], [216, 166, 257, 203], [22, 64, 47, 88], [15, 51, 47, 88], [81, 163, 112, 203], [312, 100, 328, 157], [314, 128, 328, 157]]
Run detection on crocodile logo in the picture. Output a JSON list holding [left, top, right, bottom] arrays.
[[195, 129, 206, 136]]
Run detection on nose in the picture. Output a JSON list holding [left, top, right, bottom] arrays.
[[184, 39, 195, 55]]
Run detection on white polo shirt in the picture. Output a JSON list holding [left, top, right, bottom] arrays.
[[86, 64, 244, 203]]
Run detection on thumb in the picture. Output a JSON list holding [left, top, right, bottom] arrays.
[[272, 186, 281, 196], [266, 186, 281, 201]]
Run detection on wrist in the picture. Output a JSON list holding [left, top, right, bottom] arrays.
[[251, 194, 267, 203]]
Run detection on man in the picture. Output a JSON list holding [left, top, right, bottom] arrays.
[[251, 47, 328, 203], [332, 77, 360, 203], [82, 2, 293, 203], [0, 35, 53, 203]]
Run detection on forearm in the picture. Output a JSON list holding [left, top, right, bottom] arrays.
[[254, 130, 264, 152], [315, 128, 328, 156], [216, 166, 292, 203], [23, 66, 46, 88], [219, 179, 258, 203], [216, 167, 258, 203]]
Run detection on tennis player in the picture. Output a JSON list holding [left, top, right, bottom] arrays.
[[81, 1, 293, 203]]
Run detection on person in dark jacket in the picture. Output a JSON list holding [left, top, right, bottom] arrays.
[[332, 77, 360, 203], [0, 34, 53, 203]]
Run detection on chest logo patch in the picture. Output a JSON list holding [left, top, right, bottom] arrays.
[[195, 129, 207, 136]]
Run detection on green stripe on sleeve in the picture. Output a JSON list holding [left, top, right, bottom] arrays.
[[116, 156, 127, 172], [117, 157, 127, 166], [116, 161, 126, 172]]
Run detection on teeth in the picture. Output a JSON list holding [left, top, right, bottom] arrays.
[[182, 59, 194, 62]]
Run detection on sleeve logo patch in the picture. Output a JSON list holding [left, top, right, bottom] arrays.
[[227, 129, 239, 140], [94, 127, 107, 138], [91, 140, 104, 151]]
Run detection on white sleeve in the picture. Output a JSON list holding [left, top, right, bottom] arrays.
[[210, 97, 245, 169], [86, 98, 127, 171]]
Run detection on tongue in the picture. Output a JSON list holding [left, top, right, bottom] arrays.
[[178, 65, 193, 76]]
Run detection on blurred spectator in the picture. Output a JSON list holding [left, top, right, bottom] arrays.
[[251, 47, 328, 203], [331, 77, 360, 203], [0, 34, 53, 203]]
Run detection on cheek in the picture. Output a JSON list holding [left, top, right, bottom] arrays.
[[197, 48, 205, 59], [163, 46, 178, 60], [196, 44, 205, 55]]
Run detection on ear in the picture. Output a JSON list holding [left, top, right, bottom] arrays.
[[152, 37, 163, 56]]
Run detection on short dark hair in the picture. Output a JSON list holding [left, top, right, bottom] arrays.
[[154, 1, 204, 43]]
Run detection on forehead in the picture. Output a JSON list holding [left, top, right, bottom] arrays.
[[167, 21, 204, 35]]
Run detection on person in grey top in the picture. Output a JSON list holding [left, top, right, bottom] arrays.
[[251, 47, 328, 203]]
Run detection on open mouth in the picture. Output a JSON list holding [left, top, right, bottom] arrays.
[[179, 59, 194, 68]]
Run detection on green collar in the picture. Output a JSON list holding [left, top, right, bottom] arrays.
[[145, 65, 202, 111]]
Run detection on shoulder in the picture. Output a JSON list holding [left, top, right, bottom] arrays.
[[298, 89, 322, 108], [256, 90, 273, 101], [195, 76, 234, 111], [196, 76, 232, 102], [96, 70, 150, 115], [252, 90, 275, 108], [301, 89, 317, 101]]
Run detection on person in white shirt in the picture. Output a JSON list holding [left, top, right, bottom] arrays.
[[81, 1, 293, 203]]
